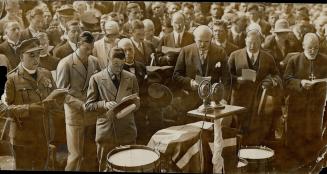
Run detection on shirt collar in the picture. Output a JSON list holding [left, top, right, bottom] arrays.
[[22, 64, 36, 74], [107, 67, 121, 80], [6, 38, 19, 46], [246, 49, 259, 62]]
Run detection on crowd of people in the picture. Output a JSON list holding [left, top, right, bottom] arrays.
[[0, 1, 326, 172]]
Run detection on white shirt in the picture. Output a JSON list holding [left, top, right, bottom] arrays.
[[173, 30, 184, 46], [246, 49, 259, 64]]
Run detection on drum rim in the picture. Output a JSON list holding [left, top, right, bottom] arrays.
[[106, 145, 160, 171], [238, 158, 249, 167], [238, 145, 275, 161]]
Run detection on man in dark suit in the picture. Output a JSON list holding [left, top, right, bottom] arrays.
[[173, 25, 230, 112], [0, 21, 21, 71], [121, 3, 142, 37], [53, 20, 81, 59], [228, 29, 282, 145], [284, 33, 327, 165], [130, 19, 155, 65], [211, 20, 238, 57], [85, 48, 140, 171], [228, 15, 247, 49], [159, 12, 194, 49], [56, 31, 100, 171], [20, 7, 44, 41]]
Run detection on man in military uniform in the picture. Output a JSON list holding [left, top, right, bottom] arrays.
[[4, 38, 59, 170]]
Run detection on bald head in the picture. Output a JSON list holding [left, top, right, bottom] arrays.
[[193, 25, 212, 52], [117, 38, 134, 62], [303, 33, 319, 59]]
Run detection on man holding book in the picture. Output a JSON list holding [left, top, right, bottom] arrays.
[[84, 47, 140, 172]]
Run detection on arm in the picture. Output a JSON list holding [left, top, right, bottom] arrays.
[[84, 75, 107, 113], [173, 48, 193, 91], [132, 75, 140, 110], [283, 57, 303, 93]]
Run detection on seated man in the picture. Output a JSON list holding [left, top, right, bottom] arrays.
[[85, 48, 140, 171]]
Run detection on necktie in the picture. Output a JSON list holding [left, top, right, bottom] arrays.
[[112, 74, 119, 89], [200, 52, 205, 65], [251, 54, 255, 65], [138, 42, 144, 55]]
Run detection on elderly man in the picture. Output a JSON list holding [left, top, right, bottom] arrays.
[[0, 21, 21, 71], [284, 33, 327, 165], [212, 20, 238, 57], [93, 20, 120, 70], [228, 29, 282, 145], [53, 20, 81, 59], [130, 19, 155, 65], [85, 48, 140, 171], [56, 31, 100, 171], [143, 19, 160, 49], [160, 12, 194, 49], [173, 25, 229, 113], [20, 7, 44, 41], [4, 38, 58, 170]]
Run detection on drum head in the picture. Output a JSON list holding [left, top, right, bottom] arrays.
[[107, 145, 160, 172], [238, 146, 274, 160]]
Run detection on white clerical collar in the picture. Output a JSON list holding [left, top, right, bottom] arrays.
[[22, 64, 36, 74], [246, 49, 259, 63]]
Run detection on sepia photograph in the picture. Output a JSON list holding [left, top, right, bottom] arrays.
[[0, 1, 326, 173]]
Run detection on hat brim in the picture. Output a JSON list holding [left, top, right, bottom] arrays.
[[24, 47, 43, 53], [273, 29, 292, 33]]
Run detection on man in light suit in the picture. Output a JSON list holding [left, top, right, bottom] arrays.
[[85, 48, 140, 171], [93, 20, 120, 70], [56, 31, 100, 171]]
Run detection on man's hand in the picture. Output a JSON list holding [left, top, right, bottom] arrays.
[[190, 79, 199, 90], [104, 101, 117, 111], [301, 79, 315, 90]]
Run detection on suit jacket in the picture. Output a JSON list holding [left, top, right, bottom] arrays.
[[53, 40, 74, 60], [39, 54, 60, 71], [85, 69, 139, 144], [173, 43, 230, 102], [46, 27, 65, 46], [0, 41, 20, 71], [5, 64, 56, 145], [227, 29, 246, 49], [123, 61, 147, 96], [159, 31, 194, 49], [93, 37, 119, 70], [56, 53, 100, 125], [132, 40, 155, 66]]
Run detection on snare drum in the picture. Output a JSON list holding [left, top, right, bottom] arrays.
[[107, 145, 160, 172], [238, 146, 274, 173]]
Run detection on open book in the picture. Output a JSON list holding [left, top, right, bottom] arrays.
[[161, 46, 181, 54], [310, 78, 327, 85], [242, 69, 257, 82], [112, 93, 138, 114]]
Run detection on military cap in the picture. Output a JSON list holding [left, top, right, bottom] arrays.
[[80, 11, 101, 32], [16, 38, 43, 55], [57, 4, 76, 16]]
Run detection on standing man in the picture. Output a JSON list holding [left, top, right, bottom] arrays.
[[228, 29, 282, 145], [85, 48, 140, 171], [56, 31, 100, 171], [4, 38, 58, 170], [173, 25, 229, 114], [0, 21, 22, 71], [93, 20, 120, 70], [284, 33, 327, 165], [20, 7, 44, 41]]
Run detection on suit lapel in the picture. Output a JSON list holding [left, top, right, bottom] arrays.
[[101, 70, 117, 98], [192, 45, 203, 75], [116, 71, 130, 102], [72, 54, 87, 79], [240, 48, 250, 69], [83, 57, 96, 90]]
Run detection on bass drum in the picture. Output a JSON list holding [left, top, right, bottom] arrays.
[[238, 146, 274, 173]]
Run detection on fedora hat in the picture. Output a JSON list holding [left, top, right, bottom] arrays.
[[273, 19, 291, 33], [80, 11, 101, 32], [147, 83, 173, 107]]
